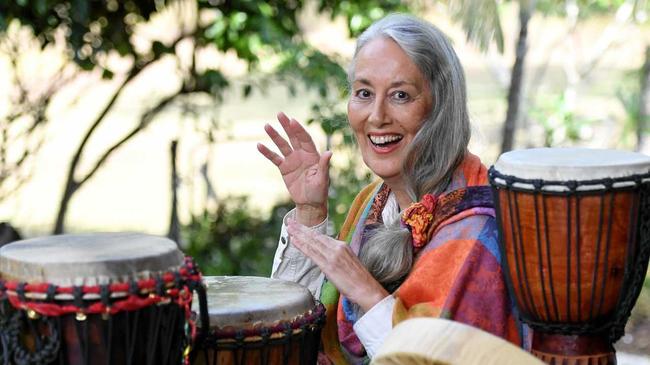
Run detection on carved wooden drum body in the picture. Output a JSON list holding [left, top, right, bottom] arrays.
[[489, 148, 650, 364], [191, 276, 325, 365], [0, 233, 202, 365]]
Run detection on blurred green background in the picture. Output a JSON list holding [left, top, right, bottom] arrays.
[[0, 0, 649, 358]]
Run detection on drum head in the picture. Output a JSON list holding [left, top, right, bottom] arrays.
[[197, 276, 315, 329], [372, 318, 543, 365], [492, 148, 650, 191], [0, 232, 184, 287]]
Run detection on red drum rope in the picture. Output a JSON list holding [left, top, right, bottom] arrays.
[[0, 256, 203, 365]]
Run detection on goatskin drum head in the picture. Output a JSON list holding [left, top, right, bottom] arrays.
[[197, 276, 315, 329], [494, 148, 650, 181], [492, 148, 650, 191], [0, 232, 184, 287]]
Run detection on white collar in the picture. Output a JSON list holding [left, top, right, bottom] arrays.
[[381, 191, 401, 225]]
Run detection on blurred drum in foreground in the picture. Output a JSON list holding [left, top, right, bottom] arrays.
[[371, 317, 543, 365], [0, 232, 202, 365], [191, 276, 325, 365], [489, 148, 650, 364]]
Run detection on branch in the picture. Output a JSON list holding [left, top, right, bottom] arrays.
[[77, 92, 180, 186], [0, 166, 33, 203], [68, 33, 191, 184]]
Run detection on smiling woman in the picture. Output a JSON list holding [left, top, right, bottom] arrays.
[[348, 36, 432, 204], [257, 13, 523, 365]]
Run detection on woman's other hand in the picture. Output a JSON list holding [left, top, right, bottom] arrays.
[[287, 219, 389, 312], [258, 112, 332, 226]]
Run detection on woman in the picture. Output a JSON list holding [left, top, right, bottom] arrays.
[[257, 14, 522, 364]]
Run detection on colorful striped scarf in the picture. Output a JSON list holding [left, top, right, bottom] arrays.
[[318, 153, 523, 364]]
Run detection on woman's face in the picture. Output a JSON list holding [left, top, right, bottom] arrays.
[[348, 37, 432, 187]]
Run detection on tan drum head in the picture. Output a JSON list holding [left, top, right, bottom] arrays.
[[371, 318, 543, 365], [196, 276, 315, 329], [0, 232, 184, 287], [492, 148, 650, 191]]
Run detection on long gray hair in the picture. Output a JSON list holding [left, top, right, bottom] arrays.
[[350, 14, 471, 298]]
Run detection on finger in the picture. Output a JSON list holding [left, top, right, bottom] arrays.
[[257, 143, 283, 167], [289, 220, 339, 260], [264, 123, 293, 157], [277, 112, 302, 151], [291, 118, 319, 153], [318, 151, 333, 174], [287, 220, 328, 263], [278, 112, 300, 150]]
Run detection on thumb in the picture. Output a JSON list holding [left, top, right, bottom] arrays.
[[319, 151, 333, 172]]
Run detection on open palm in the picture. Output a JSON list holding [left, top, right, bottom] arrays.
[[258, 113, 332, 224]]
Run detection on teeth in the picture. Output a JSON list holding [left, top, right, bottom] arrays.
[[369, 135, 403, 145]]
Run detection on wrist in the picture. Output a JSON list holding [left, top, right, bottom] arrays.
[[357, 285, 389, 313], [295, 204, 327, 227]]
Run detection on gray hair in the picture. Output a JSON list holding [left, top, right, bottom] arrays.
[[350, 14, 471, 299]]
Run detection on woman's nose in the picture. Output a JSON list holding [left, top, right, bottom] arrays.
[[368, 99, 387, 126]]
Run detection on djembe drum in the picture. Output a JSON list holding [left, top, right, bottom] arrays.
[[0, 232, 203, 365], [488, 148, 650, 364], [190, 276, 325, 365]]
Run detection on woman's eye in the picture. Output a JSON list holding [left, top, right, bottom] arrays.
[[355, 89, 372, 99], [392, 91, 410, 101]]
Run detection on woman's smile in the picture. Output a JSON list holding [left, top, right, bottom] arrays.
[[367, 133, 404, 153]]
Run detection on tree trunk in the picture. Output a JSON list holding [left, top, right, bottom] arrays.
[[53, 179, 79, 234], [52, 70, 141, 234], [638, 46, 650, 153], [51, 35, 189, 234], [52, 78, 177, 234], [168, 140, 181, 245], [501, 0, 536, 154]]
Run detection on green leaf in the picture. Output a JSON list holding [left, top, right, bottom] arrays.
[[101, 68, 114, 80], [78, 58, 95, 71], [152, 40, 172, 58], [196, 69, 229, 98], [35, 0, 48, 16]]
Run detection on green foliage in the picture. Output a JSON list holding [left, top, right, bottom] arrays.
[[198, 1, 304, 65], [317, 0, 411, 37], [536, 0, 633, 18], [183, 196, 293, 276], [530, 94, 595, 147], [308, 104, 353, 142], [329, 157, 373, 232], [446, 0, 642, 55], [447, 0, 505, 53], [277, 46, 348, 99], [0, 0, 408, 101], [0, 1, 158, 67], [195, 69, 229, 100], [624, 274, 650, 354], [1, 0, 412, 234], [617, 69, 647, 148], [307, 102, 372, 232]]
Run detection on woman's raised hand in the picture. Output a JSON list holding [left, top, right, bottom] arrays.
[[257, 112, 332, 226]]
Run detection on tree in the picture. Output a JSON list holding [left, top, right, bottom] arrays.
[[502, 0, 537, 153], [0, 0, 408, 233], [451, 0, 647, 153]]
